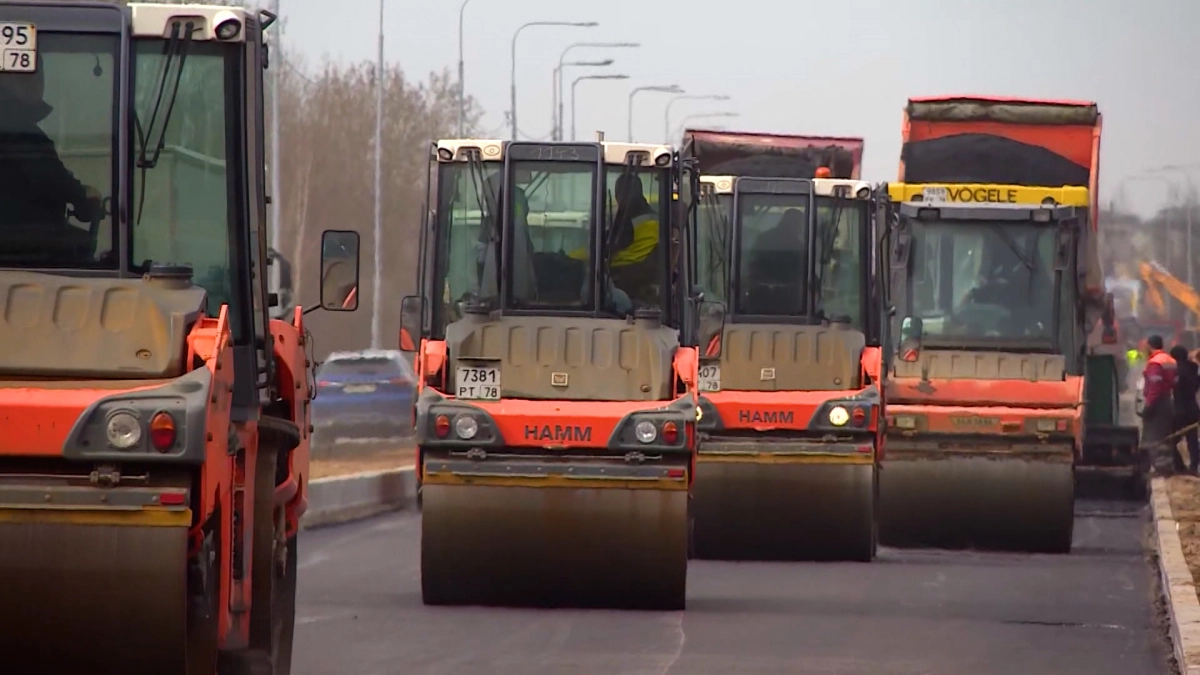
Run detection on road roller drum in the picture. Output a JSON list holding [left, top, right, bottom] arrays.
[[691, 448, 876, 562], [878, 447, 1076, 553]]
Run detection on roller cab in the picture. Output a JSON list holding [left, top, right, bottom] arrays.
[[0, 4, 355, 672], [687, 171, 885, 562], [879, 182, 1088, 553], [404, 139, 703, 609]]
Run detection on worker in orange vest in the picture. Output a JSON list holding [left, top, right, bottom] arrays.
[[1142, 334, 1179, 476]]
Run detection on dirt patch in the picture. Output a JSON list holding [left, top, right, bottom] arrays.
[[310, 443, 415, 479], [1167, 476, 1200, 589]]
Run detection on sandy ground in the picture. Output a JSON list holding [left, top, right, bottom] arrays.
[[310, 442, 415, 479], [1168, 474, 1200, 593]]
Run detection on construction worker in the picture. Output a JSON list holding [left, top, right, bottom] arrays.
[[1141, 335, 1179, 476], [1172, 345, 1200, 474], [0, 59, 103, 263], [569, 173, 660, 313], [742, 207, 808, 315]]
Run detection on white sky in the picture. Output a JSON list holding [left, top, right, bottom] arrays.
[[270, 0, 1200, 218]]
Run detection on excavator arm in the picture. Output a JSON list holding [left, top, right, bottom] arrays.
[[1139, 260, 1200, 322]]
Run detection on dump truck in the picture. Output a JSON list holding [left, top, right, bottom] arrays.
[[402, 138, 712, 609], [0, 4, 357, 672], [682, 129, 885, 561], [879, 95, 1136, 554]]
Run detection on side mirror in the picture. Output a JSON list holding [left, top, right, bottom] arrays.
[[899, 316, 923, 362], [698, 300, 726, 358], [319, 230, 360, 311], [400, 295, 425, 352]]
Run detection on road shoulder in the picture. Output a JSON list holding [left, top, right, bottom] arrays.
[[1154, 476, 1200, 673]]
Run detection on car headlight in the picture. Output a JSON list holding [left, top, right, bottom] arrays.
[[106, 412, 142, 448], [634, 420, 658, 444], [828, 405, 850, 427], [454, 415, 479, 440]]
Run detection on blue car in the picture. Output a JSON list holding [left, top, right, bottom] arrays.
[[311, 349, 415, 444]]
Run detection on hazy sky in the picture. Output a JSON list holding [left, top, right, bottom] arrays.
[[273, 0, 1199, 218]]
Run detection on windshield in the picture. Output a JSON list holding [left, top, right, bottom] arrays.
[[130, 40, 233, 313], [906, 220, 1057, 342], [0, 33, 118, 269], [602, 166, 669, 315], [814, 196, 867, 329], [507, 159, 596, 311], [434, 160, 501, 327], [696, 189, 730, 304], [734, 192, 810, 316]]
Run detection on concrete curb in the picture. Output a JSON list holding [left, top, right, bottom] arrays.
[[300, 466, 417, 530], [1152, 477, 1200, 675]]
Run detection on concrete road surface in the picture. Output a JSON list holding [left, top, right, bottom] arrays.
[[294, 498, 1174, 675]]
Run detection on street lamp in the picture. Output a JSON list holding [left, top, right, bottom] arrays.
[[627, 84, 683, 142], [457, 0, 472, 137], [664, 94, 730, 141], [674, 111, 740, 141], [511, 21, 598, 141], [554, 41, 640, 140], [552, 59, 612, 140], [572, 74, 629, 141]]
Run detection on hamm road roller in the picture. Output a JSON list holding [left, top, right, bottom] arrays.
[[403, 137, 714, 609], [0, 3, 358, 672], [683, 128, 887, 562], [878, 95, 1130, 553]]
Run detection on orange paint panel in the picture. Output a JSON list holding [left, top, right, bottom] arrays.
[[904, 119, 1096, 171], [673, 346, 699, 391], [0, 383, 162, 456], [886, 376, 1084, 409], [706, 388, 878, 432], [470, 398, 693, 450]]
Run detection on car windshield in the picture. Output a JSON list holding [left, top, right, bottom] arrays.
[[0, 32, 118, 269], [695, 188, 731, 304], [814, 195, 867, 329], [734, 192, 810, 316], [319, 356, 411, 380], [129, 40, 234, 314], [906, 219, 1056, 342]]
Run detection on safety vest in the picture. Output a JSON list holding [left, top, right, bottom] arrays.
[[570, 213, 659, 267], [1126, 348, 1142, 366]]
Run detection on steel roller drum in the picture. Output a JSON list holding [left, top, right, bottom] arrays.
[[421, 482, 689, 610], [0, 517, 189, 673], [691, 460, 876, 561], [878, 455, 1075, 553]]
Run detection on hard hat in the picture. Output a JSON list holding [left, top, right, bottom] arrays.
[[814, 167, 832, 179]]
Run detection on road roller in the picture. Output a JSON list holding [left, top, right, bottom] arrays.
[[878, 94, 1126, 553], [403, 137, 709, 609], [681, 127, 886, 562], [0, 3, 357, 672]]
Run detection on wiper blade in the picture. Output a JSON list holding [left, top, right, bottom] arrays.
[[137, 20, 194, 170], [988, 223, 1035, 274]]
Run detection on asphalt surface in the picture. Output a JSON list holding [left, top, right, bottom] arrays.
[[294, 492, 1175, 675]]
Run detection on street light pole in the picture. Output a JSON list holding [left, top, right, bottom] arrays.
[[627, 84, 683, 142], [571, 74, 629, 141], [664, 94, 730, 141], [510, 20, 598, 141], [371, 0, 384, 348], [554, 41, 639, 141], [551, 59, 612, 140], [457, 0, 471, 137]]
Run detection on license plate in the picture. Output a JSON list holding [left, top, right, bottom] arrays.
[[699, 364, 721, 393], [0, 23, 36, 73], [343, 384, 377, 394], [922, 186, 948, 202], [457, 365, 500, 401]]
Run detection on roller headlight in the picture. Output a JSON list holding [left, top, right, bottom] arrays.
[[454, 415, 479, 440], [828, 405, 850, 427], [106, 412, 142, 448], [634, 420, 658, 444]]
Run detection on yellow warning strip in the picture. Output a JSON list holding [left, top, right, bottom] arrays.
[[422, 473, 689, 490], [0, 507, 192, 527], [697, 454, 874, 466]]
